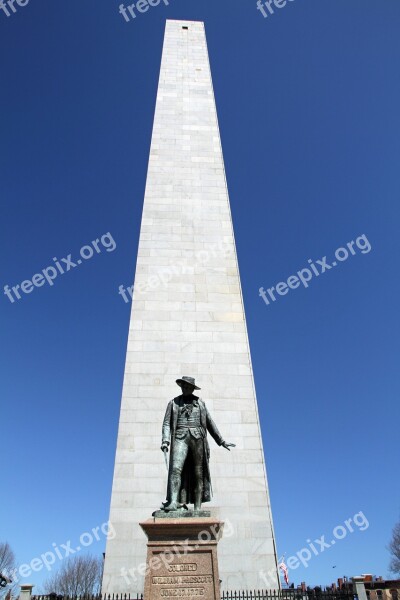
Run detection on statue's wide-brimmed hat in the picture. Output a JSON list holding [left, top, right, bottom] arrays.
[[176, 376, 201, 390]]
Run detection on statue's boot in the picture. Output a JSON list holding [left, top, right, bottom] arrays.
[[163, 501, 183, 511], [163, 475, 183, 511]]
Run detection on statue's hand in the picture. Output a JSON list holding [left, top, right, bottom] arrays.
[[222, 441, 236, 451], [161, 442, 169, 452]]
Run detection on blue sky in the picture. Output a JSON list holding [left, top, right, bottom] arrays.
[[1, 0, 399, 591]]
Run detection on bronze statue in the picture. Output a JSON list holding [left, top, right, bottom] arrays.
[[160, 376, 235, 512]]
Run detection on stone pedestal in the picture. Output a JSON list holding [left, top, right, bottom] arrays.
[[19, 585, 34, 600], [352, 577, 368, 600], [140, 517, 223, 600]]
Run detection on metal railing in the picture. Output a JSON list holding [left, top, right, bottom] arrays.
[[32, 591, 356, 600]]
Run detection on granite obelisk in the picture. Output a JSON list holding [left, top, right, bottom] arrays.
[[102, 19, 279, 593]]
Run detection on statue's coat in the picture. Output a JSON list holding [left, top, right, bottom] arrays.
[[162, 395, 224, 504]]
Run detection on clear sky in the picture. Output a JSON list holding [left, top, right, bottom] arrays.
[[1, 0, 399, 592]]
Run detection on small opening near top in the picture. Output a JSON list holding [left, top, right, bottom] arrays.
[[182, 26, 188, 30]]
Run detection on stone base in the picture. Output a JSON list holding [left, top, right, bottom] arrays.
[[152, 510, 211, 519], [140, 517, 223, 600]]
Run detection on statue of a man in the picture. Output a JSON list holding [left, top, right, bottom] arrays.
[[161, 376, 235, 512]]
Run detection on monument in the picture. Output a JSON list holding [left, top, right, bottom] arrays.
[[102, 19, 279, 594], [140, 376, 233, 600]]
